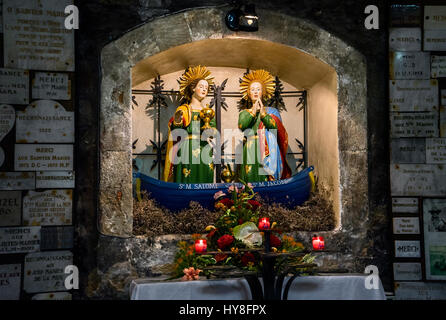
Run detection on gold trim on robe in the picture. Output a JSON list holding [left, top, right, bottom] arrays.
[[163, 104, 192, 182]]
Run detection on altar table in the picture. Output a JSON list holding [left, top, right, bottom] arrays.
[[130, 274, 386, 300]]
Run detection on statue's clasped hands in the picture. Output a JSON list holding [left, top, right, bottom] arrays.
[[251, 99, 264, 115]]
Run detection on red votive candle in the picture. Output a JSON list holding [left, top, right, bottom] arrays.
[[195, 239, 207, 253], [258, 217, 271, 230], [312, 236, 325, 250]]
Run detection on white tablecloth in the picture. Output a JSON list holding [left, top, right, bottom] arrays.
[[130, 274, 386, 300]]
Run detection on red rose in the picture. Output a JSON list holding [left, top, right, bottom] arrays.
[[238, 218, 244, 225], [215, 253, 228, 263], [217, 234, 234, 249], [270, 234, 282, 248], [247, 200, 261, 210], [218, 198, 234, 207], [241, 252, 255, 266]]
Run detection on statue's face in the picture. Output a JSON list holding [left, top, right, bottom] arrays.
[[193, 79, 209, 101], [249, 81, 262, 102]]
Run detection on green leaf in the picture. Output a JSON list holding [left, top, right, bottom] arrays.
[[301, 254, 316, 264]]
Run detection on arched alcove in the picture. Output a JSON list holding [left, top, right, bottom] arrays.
[[99, 8, 367, 238], [131, 39, 332, 88]]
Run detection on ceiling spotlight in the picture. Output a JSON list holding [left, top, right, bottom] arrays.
[[225, 3, 259, 32]]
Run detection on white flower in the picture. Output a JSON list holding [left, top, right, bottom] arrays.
[[233, 222, 262, 248], [213, 191, 226, 200]]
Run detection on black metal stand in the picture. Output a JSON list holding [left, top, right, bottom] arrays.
[[243, 229, 301, 301], [262, 230, 277, 300], [201, 230, 316, 300]]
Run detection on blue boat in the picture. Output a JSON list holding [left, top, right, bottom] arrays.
[[133, 166, 315, 212]]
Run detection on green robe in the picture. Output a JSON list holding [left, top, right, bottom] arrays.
[[170, 107, 216, 183], [238, 109, 278, 182]]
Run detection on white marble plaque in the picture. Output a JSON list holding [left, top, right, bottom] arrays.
[[390, 164, 446, 196], [391, 5, 421, 27], [0, 191, 21, 226], [424, 199, 446, 233], [389, 52, 430, 80], [24, 251, 73, 293], [424, 30, 446, 51], [395, 240, 421, 258], [392, 198, 419, 213], [393, 217, 420, 234], [431, 56, 446, 78], [0, 226, 40, 254], [16, 100, 74, 143], [23, 190, 72, 226], [14, 144, 73, 171], [423, 199, 446, 280], [395, 282, 446, 300], [389, 80, 438, 112], [0, 264, 21, 300], [0, 172, 35, 190], [393, 263, 422, 281], [32, 73, 71, 100], [32, 292, 72, 300], [389, 28, 421, 51], [390, 112, 438, 138], [441, 90, 446, 105], [0, 69, 29, 105], [0, 147, 4, 167], [426, 138, 446, 163], [0, 104, 15, 142], [390, 138, 425, 163], [3, 0, 75, 71], [36, 171, 74, 189], [424, 6, 446, 29]]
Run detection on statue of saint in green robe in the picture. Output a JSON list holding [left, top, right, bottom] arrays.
[[237, 71, 292, 183], [238, 107, 280, 182], [163, 68, 216, 183], [164, 104, 216, 183]]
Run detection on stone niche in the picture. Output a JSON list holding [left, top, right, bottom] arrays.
[[95, 8, 368, 298]]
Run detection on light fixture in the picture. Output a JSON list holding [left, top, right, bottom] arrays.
[[225, 3, 259, 32]]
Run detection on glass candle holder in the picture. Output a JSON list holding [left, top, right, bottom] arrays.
[[312, 236, 325, 251], [259, 217, 271, 230], [194, 239, 207, 253]]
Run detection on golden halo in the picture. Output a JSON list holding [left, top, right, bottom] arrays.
[[178, 65, 214, 100], [240, 69, 275, 101]]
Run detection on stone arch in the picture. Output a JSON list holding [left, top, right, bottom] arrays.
[[99, 8, 367, 237]]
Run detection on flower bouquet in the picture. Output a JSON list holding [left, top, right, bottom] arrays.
[[171, 180, 315, 280]]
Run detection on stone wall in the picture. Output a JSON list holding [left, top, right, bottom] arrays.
[[0, 0, 76, 300], [388, 4, 446, 300]]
